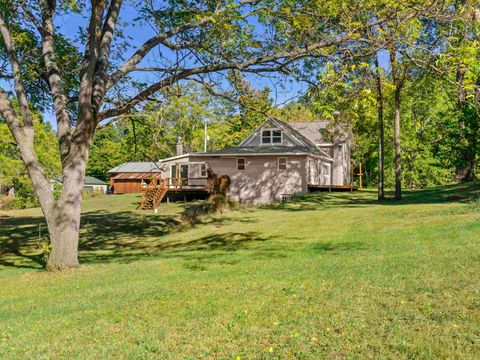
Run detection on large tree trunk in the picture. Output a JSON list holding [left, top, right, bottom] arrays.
[[374, 53, 385, 200], [44, 181, 85, 270], [46, 205, 81, 270], [389, 48, 402, 200], [44, 118, 94, 270]]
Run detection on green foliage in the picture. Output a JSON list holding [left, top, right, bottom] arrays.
[[208, 71, 273, 148], [0, 113, 60, 209]]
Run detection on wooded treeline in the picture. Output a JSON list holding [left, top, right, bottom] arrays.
[[0, 0, 478, 269]]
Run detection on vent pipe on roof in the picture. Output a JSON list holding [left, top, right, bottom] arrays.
[[176, 136, 184, 156]]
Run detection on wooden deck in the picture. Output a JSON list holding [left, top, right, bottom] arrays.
[[141, 178, 208, 210], [308, 184, 358, 192]]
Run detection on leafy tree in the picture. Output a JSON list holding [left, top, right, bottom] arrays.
[[0, 111, 60, 208]]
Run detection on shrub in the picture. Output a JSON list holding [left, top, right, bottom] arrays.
[[181, 170, 233, 226], [0, 195, 14, 210]]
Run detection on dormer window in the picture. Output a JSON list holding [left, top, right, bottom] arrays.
[[261, 129, 282, 145]]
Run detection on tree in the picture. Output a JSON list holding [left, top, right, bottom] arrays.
[[0, 0, 382, 269], [0, 111, 60, 208], [374, 52, 386, 199]]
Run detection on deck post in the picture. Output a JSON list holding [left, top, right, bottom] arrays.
[[358, 162, 363, 191]]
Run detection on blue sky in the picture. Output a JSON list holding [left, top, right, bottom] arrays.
[[40, 3, 390, 127]]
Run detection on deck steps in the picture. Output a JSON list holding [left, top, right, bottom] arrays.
[[141, 179, 168, 210]]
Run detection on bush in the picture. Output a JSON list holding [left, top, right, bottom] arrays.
[[82, 189, 106, 200], [0, 195, 14, 210], [181, 170, 233, 226]]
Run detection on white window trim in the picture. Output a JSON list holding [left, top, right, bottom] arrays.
[[278, 157, 287, 170], [237, 157, 246, 171], [261, 128, 283, 145]]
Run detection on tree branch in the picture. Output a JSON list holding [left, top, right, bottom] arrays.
[[0, 14, 34, 143], [39, 0, 72, 161], [105, 0, 260, 90], [92, 0, 124, 112]]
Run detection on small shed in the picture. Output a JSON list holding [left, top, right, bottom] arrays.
[[84, 176, 108, 193], [54, 176, 108, 193], [108, 162, 163, 194]]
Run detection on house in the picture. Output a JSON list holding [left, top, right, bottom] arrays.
[[108, 118, 353, 204], [55, 176, 108, 194]]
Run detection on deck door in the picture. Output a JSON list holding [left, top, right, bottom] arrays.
[[180, 164, 188, 185]]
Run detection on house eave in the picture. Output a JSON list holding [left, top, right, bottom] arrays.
[[193, 152, 333, 162], [158, 153, 191, 163]]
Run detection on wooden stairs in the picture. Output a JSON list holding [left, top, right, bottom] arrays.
[[141, 179, 168, 210]]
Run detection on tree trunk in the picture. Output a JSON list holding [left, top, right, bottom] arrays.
[[46, 206, 81, 270], [44, 168, 87, 270], [393, 84, 402, 199], [389, 48, 402, 200], [454, 63, 475, 181], [44, 119, 94, 270], [374, 52, 385, 200], [454, 72, 479, 182]]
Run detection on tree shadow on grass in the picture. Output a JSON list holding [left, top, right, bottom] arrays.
[[264, 182, 480, 212], [0, 207, 276, 270], [0, 215, 48, 269]]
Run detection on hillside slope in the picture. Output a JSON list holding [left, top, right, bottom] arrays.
[[1, 184, 480, 358]]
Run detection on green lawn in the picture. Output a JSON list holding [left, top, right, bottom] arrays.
[[1, 184, 480, 358]]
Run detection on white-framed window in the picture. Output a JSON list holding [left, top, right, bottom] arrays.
[[278, 157, 287, 170], [200, 163, 207, 177], [261, 128, 282, 145], [237, 158, 246, 171]]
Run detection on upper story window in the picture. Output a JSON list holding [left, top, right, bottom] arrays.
[[261, 129, 282, 145]]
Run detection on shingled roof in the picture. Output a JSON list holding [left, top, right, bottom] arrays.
[[107, 162, 162, 173], [237, 118, 333, 160], [287, 121, 330, 144]]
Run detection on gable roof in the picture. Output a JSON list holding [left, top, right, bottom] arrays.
[[56, 176, 107, 185], [84, 176, 107, 185], [107, 162, 162, 173], [238, 117, 333, 159]]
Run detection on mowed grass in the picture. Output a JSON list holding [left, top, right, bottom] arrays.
[[1, 184, 480, 359]]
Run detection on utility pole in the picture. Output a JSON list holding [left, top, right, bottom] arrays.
[[204, 119, 209, 152]]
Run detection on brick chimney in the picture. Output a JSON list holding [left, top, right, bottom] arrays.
[[176, 136, 184, 156]]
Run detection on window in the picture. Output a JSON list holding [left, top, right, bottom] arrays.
[[237, 158, 246, 171], [278, 157, 287, 170], [200, 163, 207, 177], [170, 164, 188, 185], [261, 129, 282, 145]]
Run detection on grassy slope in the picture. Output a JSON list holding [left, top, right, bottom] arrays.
[[1, 184, 480, 359]]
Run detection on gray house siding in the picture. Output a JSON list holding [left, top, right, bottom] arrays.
[[191, 155, 307, 204], [318, 142, 350, 186]]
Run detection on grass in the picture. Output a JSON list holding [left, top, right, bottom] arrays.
[[1, 183, 480, 358]]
